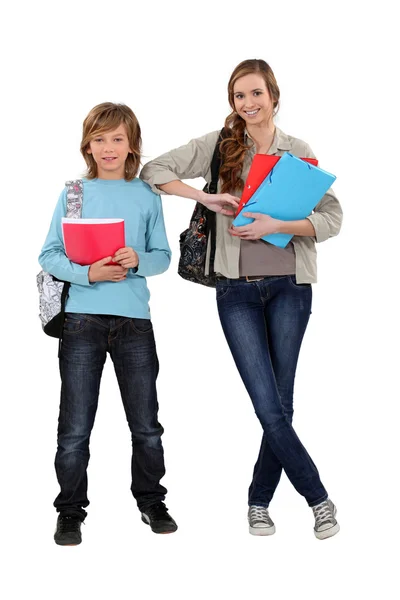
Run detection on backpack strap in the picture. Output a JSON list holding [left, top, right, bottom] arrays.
[[57, 179, 84, 356], [207, 128, 229, 275], [206, 128, 227, 194], [65, 179, 83, 218]]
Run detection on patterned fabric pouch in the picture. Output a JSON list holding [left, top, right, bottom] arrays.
[[37, 180, 83, 338]]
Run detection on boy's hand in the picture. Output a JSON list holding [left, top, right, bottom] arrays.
[[113, 247, 139, 269], [88, 256, 128, 282]]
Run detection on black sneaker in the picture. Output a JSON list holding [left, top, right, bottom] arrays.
[[54, 515, 82, 546], [141, 502, 178, 534]]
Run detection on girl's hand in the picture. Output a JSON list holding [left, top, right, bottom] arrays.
[[113, 247, 139, 269], [228, 213, 281, 240], [199, 191, 240, 216]]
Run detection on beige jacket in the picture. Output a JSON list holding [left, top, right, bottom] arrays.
[[140, 127, 343, 283]]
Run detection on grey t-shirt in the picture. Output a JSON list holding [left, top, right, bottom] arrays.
[[239, 240, 296, 277]]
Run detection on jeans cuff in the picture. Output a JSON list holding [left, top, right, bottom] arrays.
[[57, 508, 87, 521], [248, 501, 269, 508], [308, 494, 329, 508]]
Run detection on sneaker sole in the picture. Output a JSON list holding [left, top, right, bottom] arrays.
[[141, 514, 178, 534], [314, 523, 340, 540], [249, 525, 276, 536], [54, 538, 82, 546]]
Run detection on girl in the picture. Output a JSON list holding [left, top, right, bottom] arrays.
[[140, 59, 343, 540]]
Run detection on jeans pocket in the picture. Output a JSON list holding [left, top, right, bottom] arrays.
[[216, 285, 231, 301], [63, 314, 89, 334], [287, 275, 312, 290], [129, 318, 153, 334]]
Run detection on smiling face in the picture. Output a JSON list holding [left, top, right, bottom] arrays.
[[233, 73, 275, 128], [86, 124, 132, 179]]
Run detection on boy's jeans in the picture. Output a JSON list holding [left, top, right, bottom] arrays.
[[54, 313, 167, 520], [216, 275, 328, 508]]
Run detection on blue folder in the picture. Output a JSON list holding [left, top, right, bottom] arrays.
[[232, 152, 336, 248]]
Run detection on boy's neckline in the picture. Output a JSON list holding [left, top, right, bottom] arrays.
[[85, 177, 135, 185]]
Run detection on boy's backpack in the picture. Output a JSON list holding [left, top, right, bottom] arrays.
[[37, 180, 83, 339], [177, 128, 227, 288]]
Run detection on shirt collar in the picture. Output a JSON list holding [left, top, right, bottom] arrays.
[[244, 126, 292, 155]]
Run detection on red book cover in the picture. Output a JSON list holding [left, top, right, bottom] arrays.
[[236, 155, 319, 216], [62, 218, 125, 266]]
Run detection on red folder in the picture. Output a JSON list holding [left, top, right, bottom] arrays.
[[62, 218, 125, 266], [236, 155, 319, 216]]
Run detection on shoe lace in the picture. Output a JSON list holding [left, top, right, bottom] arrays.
[[146, 502, 169, 520], [249, 506, 273, 525], [312, 501, 334, 527], [59, 516, 81, 533]]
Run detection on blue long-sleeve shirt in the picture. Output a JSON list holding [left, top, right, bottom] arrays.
[[39, 178, 171, 319]]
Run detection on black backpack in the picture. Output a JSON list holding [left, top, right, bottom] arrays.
[[178, 129, 227, 287]]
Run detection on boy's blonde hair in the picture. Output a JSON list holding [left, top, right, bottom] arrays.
[[80, 102, 142, 181]]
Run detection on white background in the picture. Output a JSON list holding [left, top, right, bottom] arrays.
[[1, 0, 399, 598]]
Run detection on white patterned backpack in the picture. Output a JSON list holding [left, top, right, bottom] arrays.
[[37, 180, 83, 338]]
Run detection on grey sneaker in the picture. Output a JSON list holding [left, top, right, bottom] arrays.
[[248, 505, 276, 536], [312, 499, 340, 540]]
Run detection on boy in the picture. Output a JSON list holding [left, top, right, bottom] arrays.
[[39, 103, 177, 545]]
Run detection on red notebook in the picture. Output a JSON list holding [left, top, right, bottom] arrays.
[[236, 155, 319, 216], [62, 218, 125, 266]]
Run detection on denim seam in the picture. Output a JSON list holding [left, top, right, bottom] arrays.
[[109, 317, 132, 333], [76, 314, 110, 329]]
